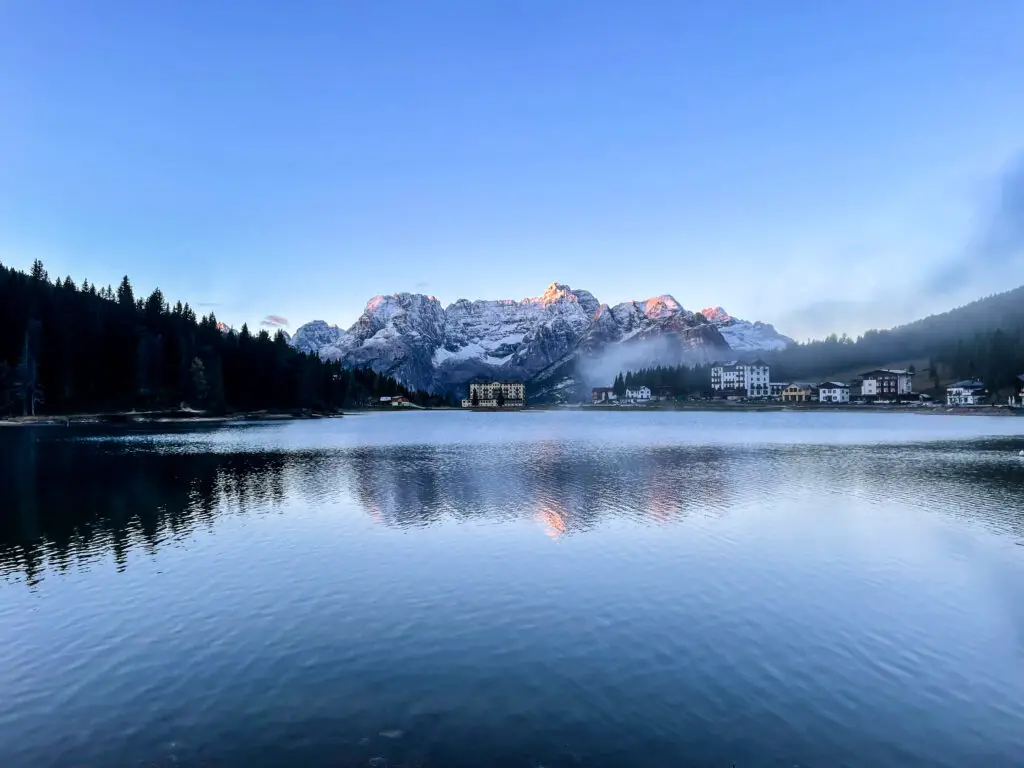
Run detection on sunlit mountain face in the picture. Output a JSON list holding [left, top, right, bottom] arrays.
[[289, 282, 791, 396]]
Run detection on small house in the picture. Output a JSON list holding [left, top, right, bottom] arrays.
[[946, 380, 987, 406], [592, 387, 618, 404], [624, 386, 651, 402], [781, 383, 816, 403], [817, 381, 850, 404]]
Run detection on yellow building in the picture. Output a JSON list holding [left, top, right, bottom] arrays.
[[462, 381, 526, 408], [781, 383, 815, 402]]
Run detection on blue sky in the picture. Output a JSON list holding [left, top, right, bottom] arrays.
[[2, 1, 1023, 339]]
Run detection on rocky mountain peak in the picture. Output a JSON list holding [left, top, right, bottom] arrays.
[[289, 282, 792, 395], [537, 282, 575, 304], [641, 295, 685, 320], [699, 305, 792, 351], [701, 306, 732, 324]]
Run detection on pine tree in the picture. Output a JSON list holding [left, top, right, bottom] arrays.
[[117, 276, 135, 308], [30, 259, 48, 283], [145, 288, 166, 317], [0, 261, 436, 415], [0, 361, 13, 415], [189, 357, 208, 406]]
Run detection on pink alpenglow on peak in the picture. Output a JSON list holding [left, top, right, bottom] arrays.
[[537, 282, 574, 305], [288, 282, 792, 395], [530, 282, 596, 308], [641, 296, 683, 320], [701, 307, 733, 324]]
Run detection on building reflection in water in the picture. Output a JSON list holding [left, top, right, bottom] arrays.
[[2, 427, 1023, 585]]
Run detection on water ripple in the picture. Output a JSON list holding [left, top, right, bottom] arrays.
[[1, 412, 1023, 767]]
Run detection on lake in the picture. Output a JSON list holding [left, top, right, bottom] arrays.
[[2, 410, 1024, 767]]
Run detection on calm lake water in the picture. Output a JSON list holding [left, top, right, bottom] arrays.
[[2, 411, 1024, 768]]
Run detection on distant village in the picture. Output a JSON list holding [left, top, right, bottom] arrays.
[[369, 364, 1024, 411], [591, 360, 1024, 409]]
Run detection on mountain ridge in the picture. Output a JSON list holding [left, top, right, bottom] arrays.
[[289, 282, 793, 396]]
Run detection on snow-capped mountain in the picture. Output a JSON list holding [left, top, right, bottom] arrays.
[[290, 283, 790, 395], [701, 306, 793, 351], [289, 320, 345, 351]]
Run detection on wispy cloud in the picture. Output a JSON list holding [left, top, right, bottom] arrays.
[[783, 152, 1024, 339], [926, 153, 1024, 294], [196, 301, 222, 308], [414, 280, 429, 289], [260, 314, 289, 328]]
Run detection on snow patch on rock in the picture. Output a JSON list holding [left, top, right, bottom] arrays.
[[290, 283, 791, 393]]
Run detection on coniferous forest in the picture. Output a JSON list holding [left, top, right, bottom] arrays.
[[612, 365, 713, 399], [0, 260, 450, 417], [761, 285, 1024, 393], [613, 286, 1024, 400]]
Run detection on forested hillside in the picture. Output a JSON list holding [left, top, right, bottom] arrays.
[[0, 260, 448, 416], [612, 365, 713, 398], [763, 286, 1024, 391]]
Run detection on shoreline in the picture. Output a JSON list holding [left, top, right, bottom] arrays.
[[543, 402, 1024, 417], [0, 409, 344, 428], [4, 403, 1021, 427]]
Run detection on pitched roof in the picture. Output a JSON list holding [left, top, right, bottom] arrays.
[[948, 380, 986, 390], [817, 381, 849, 388], [860, 368, 912, 377]]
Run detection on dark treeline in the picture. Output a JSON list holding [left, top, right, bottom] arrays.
[[0, 260, 450, 416], [761, 285, 1024, 392], [613, 364, 713, 398]]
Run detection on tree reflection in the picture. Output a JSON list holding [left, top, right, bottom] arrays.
[[0, 429, 293, 585], [2, 429, 1022, 586]]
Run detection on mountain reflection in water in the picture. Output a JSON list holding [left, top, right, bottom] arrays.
[[3, 421, 1023, 585], [1, 414, 1024, 768]]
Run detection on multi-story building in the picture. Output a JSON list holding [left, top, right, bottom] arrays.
[[946, 380, 987, 406], [817, 381, 850, 403], [462, 381, 526, 408], [710, 360, 771, 398], [859, 369, 914, 400], [769, 382, 787, 399]]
